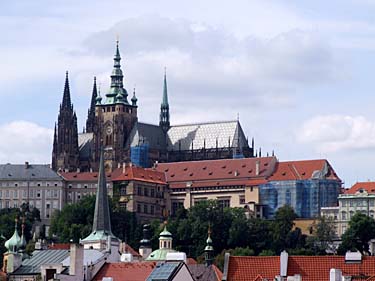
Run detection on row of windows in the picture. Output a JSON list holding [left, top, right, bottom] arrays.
[[173, 185, 245, 193], [341, 210, 375, 220], [68, 183, 102, 189], [341, 199, 375, 207], [0, 182, 60, 187], [0, 189, 58, 199], [137, 203, 156, 215], [103, 106, 133, 113], [136, 186, 164, 198]]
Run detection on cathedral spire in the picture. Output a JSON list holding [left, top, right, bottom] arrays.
[[159, 68, 170, 132], [52, 72, 79, 172], [92, 148, 112, 235], [62, 71, 71, 109], [86, 77, 98, 133]]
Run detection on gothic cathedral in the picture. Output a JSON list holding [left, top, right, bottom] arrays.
[[52, 41, 255, 172]]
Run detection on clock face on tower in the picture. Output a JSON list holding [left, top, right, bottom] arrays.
[[106, 125, 113, 135]]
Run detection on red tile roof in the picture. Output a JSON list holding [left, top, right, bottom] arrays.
[[227, 255, 375, 281], [112, 166, 166, 185], [60, 166, 166, 185], [345, 182, 375, 195], [119, 243, 142, 258], [227, 256, 280, 281], [268, 159, 341, 182], [59, 171, 101, 182], [92, 262, 156, 281], [154, 157, 277, 189]]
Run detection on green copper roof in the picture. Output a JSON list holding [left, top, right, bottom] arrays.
[[105, 41, 129, 105], [160, 226, 172, 238], [5, 221, 22, 253], [145, 248, 177, 261]]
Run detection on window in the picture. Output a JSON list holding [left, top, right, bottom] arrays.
[[239, 196, 245, 204], [144, 188, 148, 197], [144, 204, 148, 214], [37, 192, 41, 198], [342, 211, 347, 220], [14, 190, 18, 199], [151, 189, 155, 197], [137, 204, 141, 213], [172, 201, 184, 216], [349, 200, 354, 207], [120, 187, 127, 196], [218, 199, 230, 209], [137, 187, 142, 196], [370, 200, 375, 207], [5, 190, 9, 198], [151, 205, 155, 215]]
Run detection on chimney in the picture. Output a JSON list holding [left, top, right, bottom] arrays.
[[280, 250, 288, 277], [76, 168, 80, 173], [90, 168, 93, 173], [25, 162, 29, 169], [255, 160, 260, 176], [122, 163, 126, 174], [69, 243, 84, 279], [330, 268, 342, 281], [118, 162, 121, 169]]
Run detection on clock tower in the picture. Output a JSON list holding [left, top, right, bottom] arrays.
[[92, 41, 138, 172]]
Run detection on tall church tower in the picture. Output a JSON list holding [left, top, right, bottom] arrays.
[[86, 77, 98, 133], [159, 70, 170, 133], [92, 41, 138, 171], [52, 72, 79, 172]]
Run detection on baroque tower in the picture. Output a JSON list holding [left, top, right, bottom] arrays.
[[92, 41, 138, 171], [52, 72, 79, 171], [159, 69, 170, 133]]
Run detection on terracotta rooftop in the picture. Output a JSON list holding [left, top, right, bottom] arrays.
[[154, 157, 277, 188], [226, 255, 375, 281], [345, 182, 375, 195], [60, 171, 101, 182], [93, 262, 156, 281], [111, 166, 166, 184], [119, 243, 142, 258], [60, 166, 166, 185], [268, 159, 341, 182]]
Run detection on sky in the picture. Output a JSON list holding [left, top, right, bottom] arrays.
[[1, 0, 375, 186]]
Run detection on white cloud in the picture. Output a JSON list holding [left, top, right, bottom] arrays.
[[0, 121, 53, 164], [298, 115, 375, 153]]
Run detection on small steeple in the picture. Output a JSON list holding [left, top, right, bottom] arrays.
[[86, 77, 98, 133], [62, 71, 72, 109], [139, 224, 152, 259], [131, 87, 138, 106], [159, 68, 170, 132], [204, 226, 214, 266], [159, 222, 172, 250]]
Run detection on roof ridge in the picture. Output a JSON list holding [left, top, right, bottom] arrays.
[[170, 120, 238, 127]]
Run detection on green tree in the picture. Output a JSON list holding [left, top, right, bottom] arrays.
[[49, 195, 95, 242], [307, 216, 336, 254], [271, 205, 297, 253], [338, 212, 375, 255]]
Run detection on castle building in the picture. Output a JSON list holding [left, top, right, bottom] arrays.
[[52, 41, 255, 173]]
